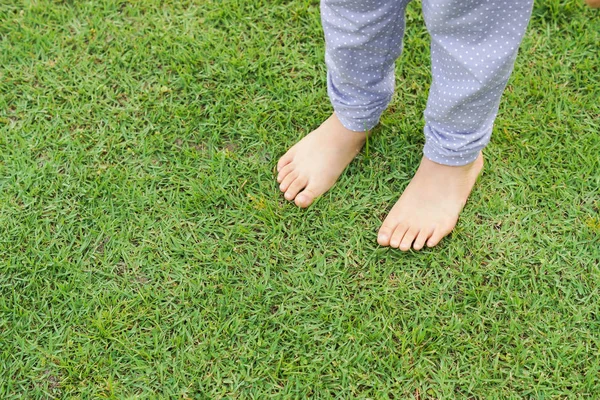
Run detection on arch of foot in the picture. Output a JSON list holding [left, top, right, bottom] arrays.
[[421, 0, 534, 166]]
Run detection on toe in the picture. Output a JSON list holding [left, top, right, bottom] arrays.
[[295, 187, 317, 208], [284, 176, 308, 201], [413, 227, 434, 251], [277, 163, 295, 183], [399, 227, 419, 251], [389, 224, 408, 249], [377, 222, 395, 247], [426, 226, 449, 248], [279, 171, 298, 192], [277, 151, 294, 172]]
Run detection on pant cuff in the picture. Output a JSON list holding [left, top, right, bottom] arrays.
[[423, 145, 481, 166], [334, 111, 380, 133], [423, 124, 488, 166]]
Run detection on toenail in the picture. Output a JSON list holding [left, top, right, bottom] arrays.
[[296, 195, 310, 207]]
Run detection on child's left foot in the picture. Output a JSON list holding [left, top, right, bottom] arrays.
[[377, 153, 484, 251]]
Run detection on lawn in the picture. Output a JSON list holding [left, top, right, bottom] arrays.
[[1, 0, 599, 398]]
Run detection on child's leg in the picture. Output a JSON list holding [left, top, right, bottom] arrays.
[[276, 0, 411, 207], [322, 0, 411, 131], [422, 0, 534, 165], [378, 0, 533, 250]]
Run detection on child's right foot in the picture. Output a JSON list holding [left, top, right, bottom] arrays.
[[276, 113, 367, 208]]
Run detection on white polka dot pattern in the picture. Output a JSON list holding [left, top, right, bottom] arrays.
[[321, 0, 534, 166]]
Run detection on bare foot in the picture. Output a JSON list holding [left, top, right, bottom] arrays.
[[377, 153, 484, 251], [276, 113, 367, 207]]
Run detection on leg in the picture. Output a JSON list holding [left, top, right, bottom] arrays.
[[276, 0, 410, 207], [422, 0, 534, 165], [378, 0, 533, 250], [322, 0, 410, 132]]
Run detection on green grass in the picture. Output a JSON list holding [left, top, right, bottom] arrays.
[[1, 0, 599, 397]]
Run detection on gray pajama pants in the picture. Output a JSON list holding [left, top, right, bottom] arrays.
[[321, 0, 534, 165]]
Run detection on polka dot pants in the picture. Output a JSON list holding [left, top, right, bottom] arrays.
[[321, 0, 534, 166]]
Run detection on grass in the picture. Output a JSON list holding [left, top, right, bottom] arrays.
[[0, 0, 599, 397]]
